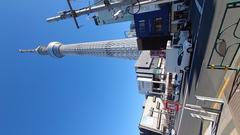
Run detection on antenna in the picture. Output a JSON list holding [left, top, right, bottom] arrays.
[[46, 0, 144, 25], [19, 49, 36, 53], [66, 0, 80, 29]]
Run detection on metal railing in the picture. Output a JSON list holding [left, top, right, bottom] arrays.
[[184, 95, 224, 135], [207, 1, 240, 71]]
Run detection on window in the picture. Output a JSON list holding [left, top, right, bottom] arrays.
[[149, 107, 154, 117], [154, 17, 163, 32], [152, 96, 156, 102], [156, 101, 160, 109], [177, 51, 184, 66], [153, 83, 166, 93], [139, 20, 146, 33]]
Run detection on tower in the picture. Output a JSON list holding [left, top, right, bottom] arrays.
[[19, 37, 140, 60]]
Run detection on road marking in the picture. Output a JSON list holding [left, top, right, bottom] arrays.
[[212, 77, 230, 109], [218, 78, 230, 98], [176, 80, 188, 132], [212, 62, 240, 108], [195, 0, 203, 14], [230, 128, 238, 135]]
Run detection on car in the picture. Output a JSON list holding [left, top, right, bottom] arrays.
[[177, 40, 192, 72], [165, 39, 192, 73]]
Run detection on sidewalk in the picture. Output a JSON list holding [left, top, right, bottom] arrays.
[[200, 0, 240, 134], [216, 96, 238, 135], [218, 61, 240, 135], [210, 55, 240, 135], [174, 0, 240, 134]]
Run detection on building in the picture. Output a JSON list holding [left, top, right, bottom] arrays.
[[134, 2, 171, 50], [135, 52, 178, 101], [134, 1, 190, 50], [135, 51, 166, 95], [124, 21, 136, 38], [137, 75, 179, 135], [135, 49, 180, 134], [139, 95, 169, 135]]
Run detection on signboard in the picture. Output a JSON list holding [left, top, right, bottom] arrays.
[[164, 100, 181, 112]]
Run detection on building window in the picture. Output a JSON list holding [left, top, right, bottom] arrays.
[[153, 83, 166, 93], [149, 107, 154, 117], [139, 20, 146, 33], [154, 17, 163, 32], [152, 96, 156, 102], [156, 101, 160, 109]]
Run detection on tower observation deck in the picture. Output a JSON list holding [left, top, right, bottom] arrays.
[[20, 38, 140, 60]]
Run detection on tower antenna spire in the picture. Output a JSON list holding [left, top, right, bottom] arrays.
[[19, 49, 36, 53]]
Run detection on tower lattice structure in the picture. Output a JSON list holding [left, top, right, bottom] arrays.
[[20, 38, 140, 60]]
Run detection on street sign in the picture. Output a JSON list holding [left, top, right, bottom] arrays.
[[164, 100, 181, 112]]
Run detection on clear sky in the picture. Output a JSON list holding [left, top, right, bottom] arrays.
[[0, 1, 144, 135]]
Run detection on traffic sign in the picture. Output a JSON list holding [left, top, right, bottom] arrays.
[[164, 100, 181, 112]]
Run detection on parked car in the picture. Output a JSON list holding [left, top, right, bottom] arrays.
[[177, 40, 192, 71], [165, 39, 192, 73]]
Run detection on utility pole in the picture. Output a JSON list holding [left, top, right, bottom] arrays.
[[46, 0, 170, 24], [47, 0, 127, 23]]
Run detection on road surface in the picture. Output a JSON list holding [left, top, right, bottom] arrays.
[[176, 0, 240, 135]]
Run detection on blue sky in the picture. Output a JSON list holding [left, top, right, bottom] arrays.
[[0, 1, 144, 135]]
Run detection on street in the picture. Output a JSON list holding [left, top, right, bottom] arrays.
[[176, 0, 240, 135]]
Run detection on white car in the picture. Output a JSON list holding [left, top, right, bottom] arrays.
[[165, 40, 192, 73], [177, 40, 192, 72]]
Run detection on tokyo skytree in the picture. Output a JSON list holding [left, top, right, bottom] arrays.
[[19, 38, 140, 60]]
